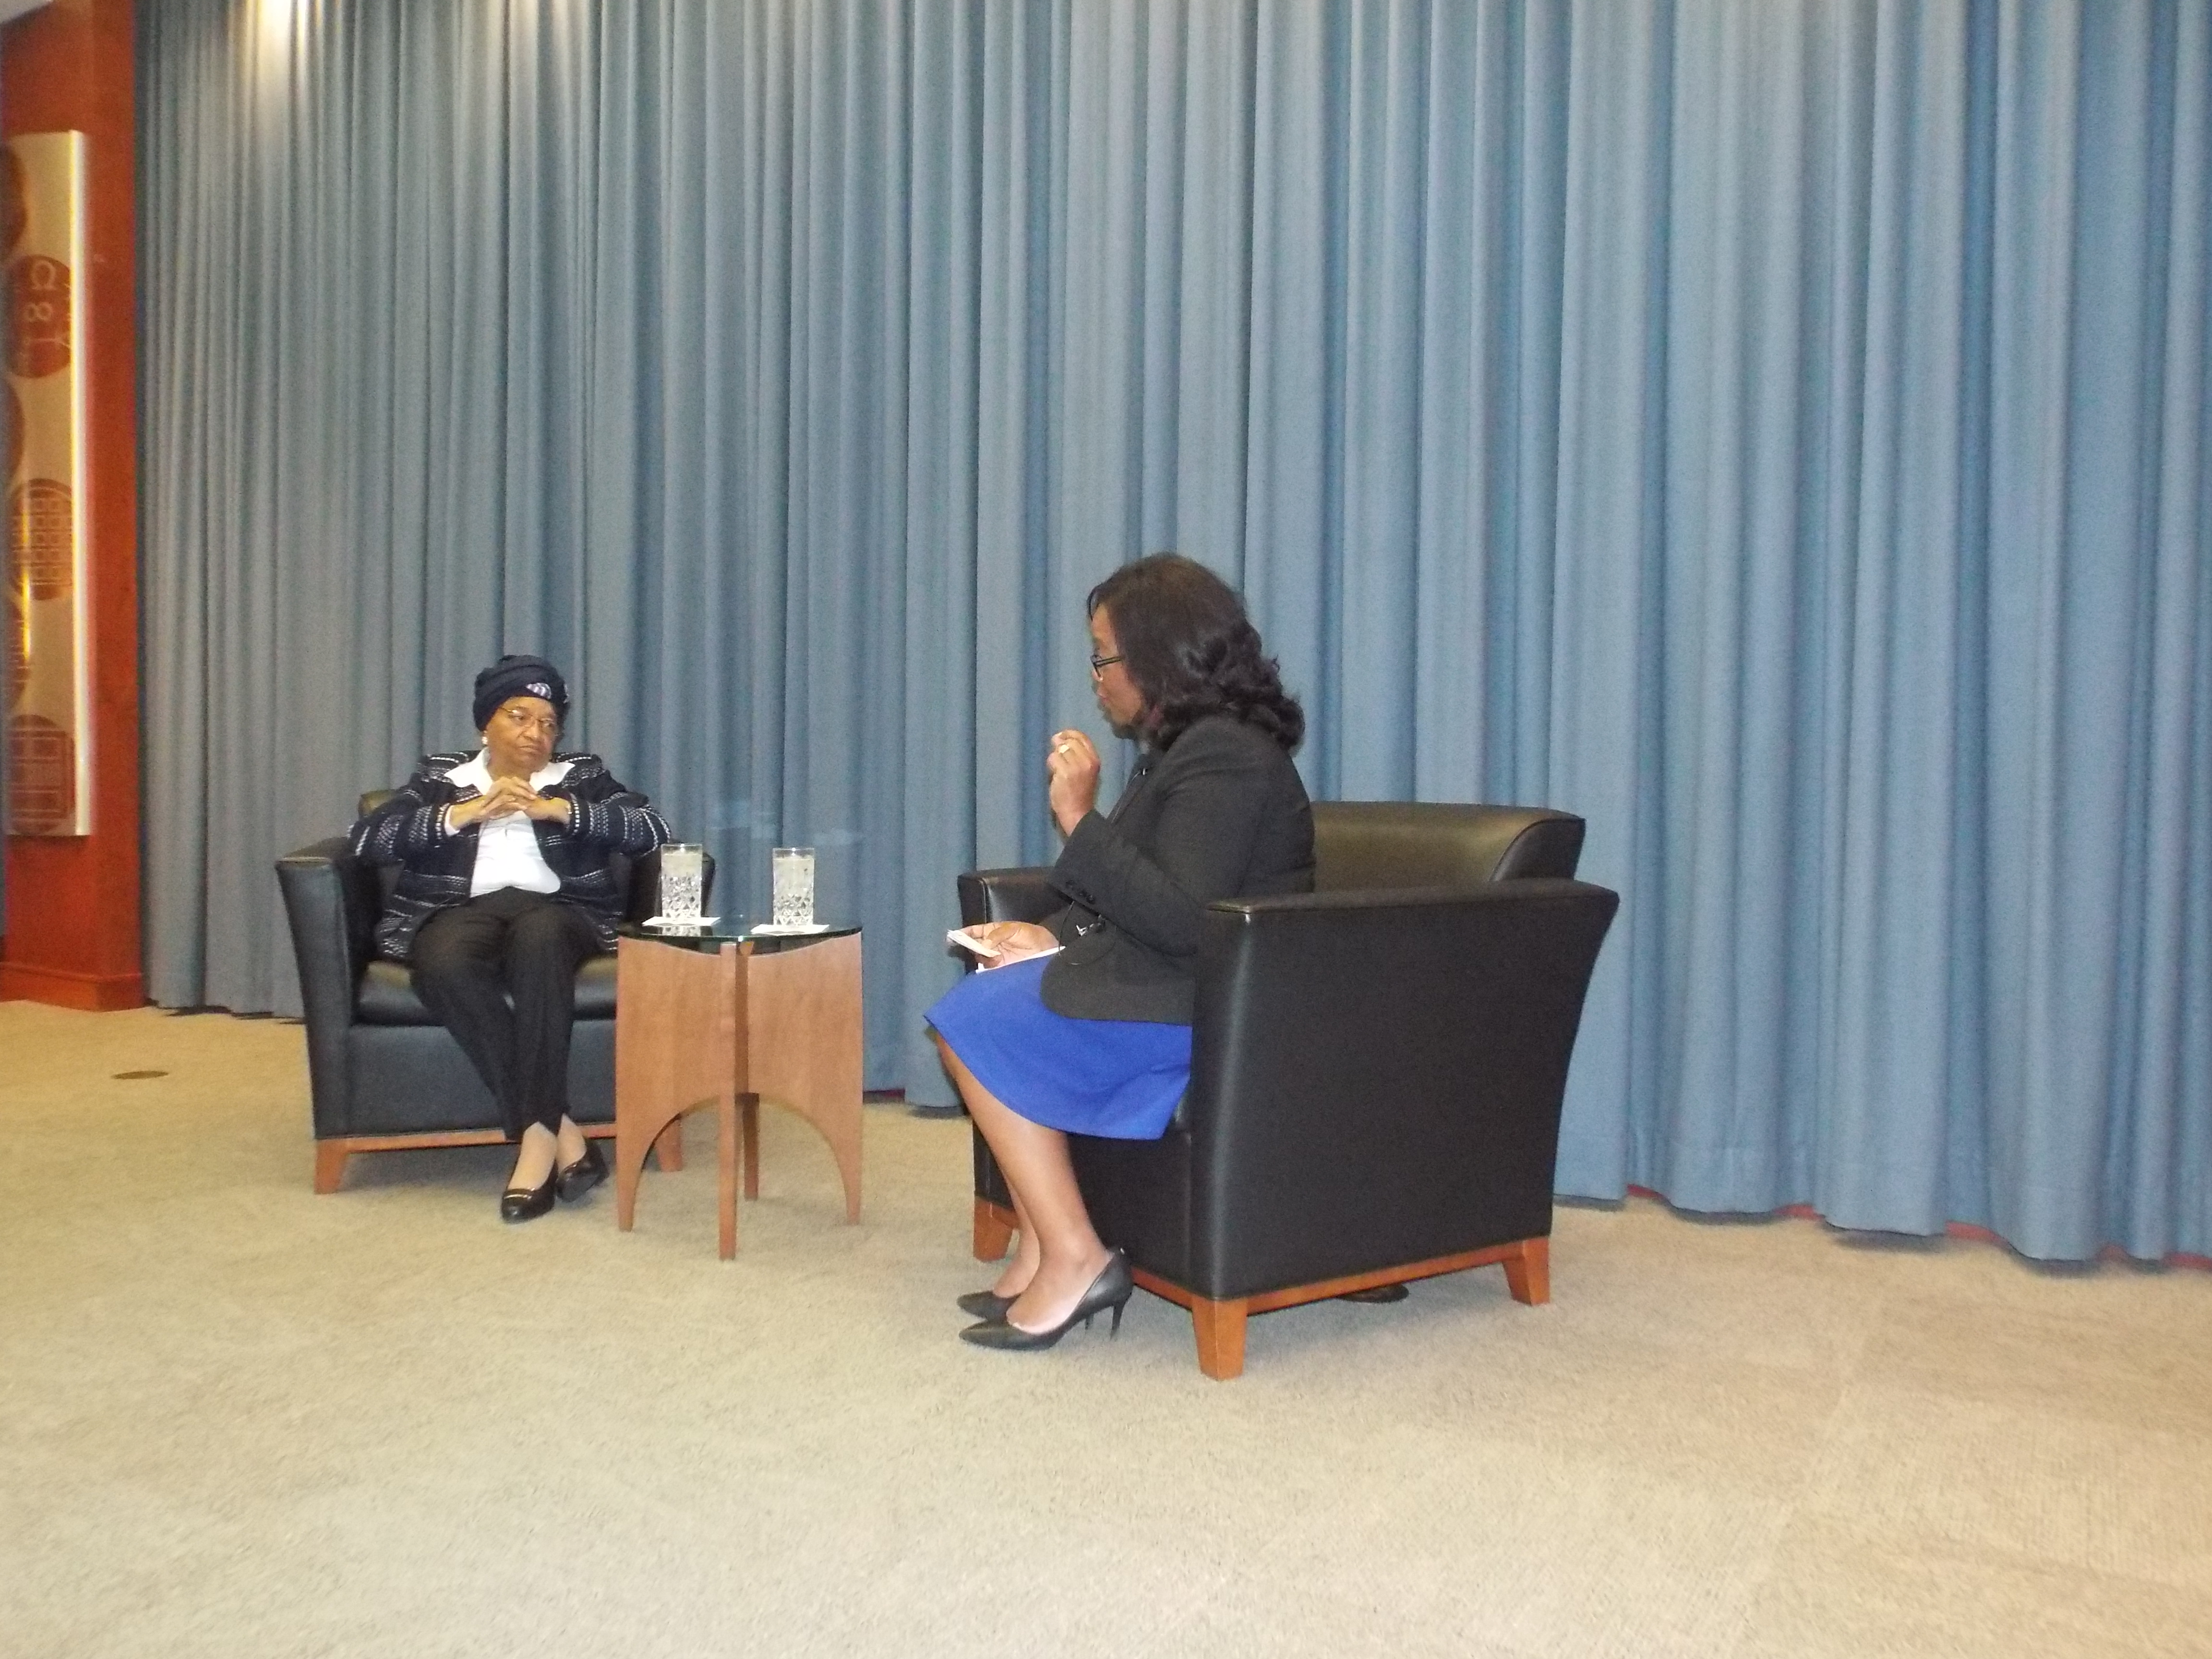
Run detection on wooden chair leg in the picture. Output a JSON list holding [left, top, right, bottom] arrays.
[[653, 1118, 684, 1172], [1503, 1236, 1550, 1305], [1190, 1297, 1249, 1381], [313, 1142, 349, 1194], [973, 1198, 1014, 1262]]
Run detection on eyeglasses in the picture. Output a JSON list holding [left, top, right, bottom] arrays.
[[494, 706, 560, 737], [1089, 653, 1124, 677]]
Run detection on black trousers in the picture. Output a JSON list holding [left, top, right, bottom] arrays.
[[410, 888, 601, 1140]]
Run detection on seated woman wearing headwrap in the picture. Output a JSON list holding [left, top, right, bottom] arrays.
[[931, 555, 1314, 1351], [349, 655, 671, 1222]]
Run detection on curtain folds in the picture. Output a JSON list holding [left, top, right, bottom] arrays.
[[138, 0, 2212, 1262]]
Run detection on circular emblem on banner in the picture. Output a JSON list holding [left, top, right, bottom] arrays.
[[0, 151, 23, 257], [10, 477, 71, 601], [4, 254, 71, 378], [8, 710, 74, 833], [3, 575, 24, 707]]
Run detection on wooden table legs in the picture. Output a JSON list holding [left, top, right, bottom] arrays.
[[613, 931, 863, 1259], [743, 931, 864, 1227], [614, 937, 740, 1240]]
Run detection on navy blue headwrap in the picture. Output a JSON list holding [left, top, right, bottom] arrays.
[[472, 655, 569, 732]]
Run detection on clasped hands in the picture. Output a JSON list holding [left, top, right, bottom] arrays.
[[947, 726, 1102, 969], [448, 775, 570, 830]]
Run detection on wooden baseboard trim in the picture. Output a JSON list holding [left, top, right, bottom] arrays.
[[322, 1126, 616, 1156], [1133, 1238, 1548, 1317], [962, 1197, 1553, 1378], [313, 1120, 679, 1194], [0, 962, 145, 1010], [1136, 1237, 1551, 1378]]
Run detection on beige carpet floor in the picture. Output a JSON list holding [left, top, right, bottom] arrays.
[[2, 1001, 2209, 1659]]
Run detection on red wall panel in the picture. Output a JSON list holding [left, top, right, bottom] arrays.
[[0, 0, 141, 1010]]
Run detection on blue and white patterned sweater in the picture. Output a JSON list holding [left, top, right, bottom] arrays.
[[348, 750, 671, 961]]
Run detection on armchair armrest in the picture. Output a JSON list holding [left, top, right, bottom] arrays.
[[1181, 878, 1619, 1298], [276, 837, 374, 1011], [957, 866, 1062, 928], [276, 836, 376, 1136]]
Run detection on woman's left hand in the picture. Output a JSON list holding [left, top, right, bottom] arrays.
[[960, 921, 1060, 967], [1046, 729, 1100, 835]]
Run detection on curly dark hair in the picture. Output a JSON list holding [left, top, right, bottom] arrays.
[[1088, 554, 1304, 752]]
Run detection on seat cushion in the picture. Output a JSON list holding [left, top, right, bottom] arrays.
[[354, 952, 620, 1024]]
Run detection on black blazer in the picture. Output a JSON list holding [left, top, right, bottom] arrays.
[[1042, 714, 1314, 1024]]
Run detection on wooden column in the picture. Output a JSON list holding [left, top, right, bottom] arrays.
[[0, 0, 141, 1010]]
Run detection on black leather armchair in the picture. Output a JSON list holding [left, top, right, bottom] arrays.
[[275, 794, 710, 1192], [958, 802, 1618, 1379]]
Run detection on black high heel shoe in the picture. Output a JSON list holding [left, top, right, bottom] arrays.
[[956, 1288, 1017, 1321], [500, 1164, 558, 1223], [555, 1140, 607, 1203], [960, 1252, 1133, 1351]]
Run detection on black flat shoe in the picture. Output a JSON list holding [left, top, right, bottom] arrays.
[[1336, 1283, 1410, 1304], [956, 1288, 1018, 1321], [501, 1166, 557, 1223], [960, 1252, 1133, 1351], [555, 1141, 607, 1203]]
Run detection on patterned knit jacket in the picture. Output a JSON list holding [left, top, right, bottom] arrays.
[[349, 750, 672, 961]]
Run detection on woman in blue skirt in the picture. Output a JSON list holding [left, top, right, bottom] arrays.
[[930, 555, 1314, 1351]]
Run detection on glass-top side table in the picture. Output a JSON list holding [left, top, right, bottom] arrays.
[[612, 924, 864, 1258], [620, 920, 860, 957]]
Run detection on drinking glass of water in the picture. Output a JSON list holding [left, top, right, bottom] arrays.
[[659, 844, 705, 925], [771, 846, 816, 928]]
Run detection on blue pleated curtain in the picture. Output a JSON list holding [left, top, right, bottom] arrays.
[[137, 0, 2212, 1262]]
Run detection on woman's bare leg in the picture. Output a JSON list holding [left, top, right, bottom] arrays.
[[937, 1038, 1111, 1333], [935, 1035, 1042, 1296], [554, 1114, 589, 1170], [993, 1185, 1044, 1298]]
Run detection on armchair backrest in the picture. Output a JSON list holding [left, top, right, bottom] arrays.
[[1310, 803, 1584, 891]]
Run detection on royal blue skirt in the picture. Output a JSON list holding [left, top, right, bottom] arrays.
[[926, 955, 1191, 1141]]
